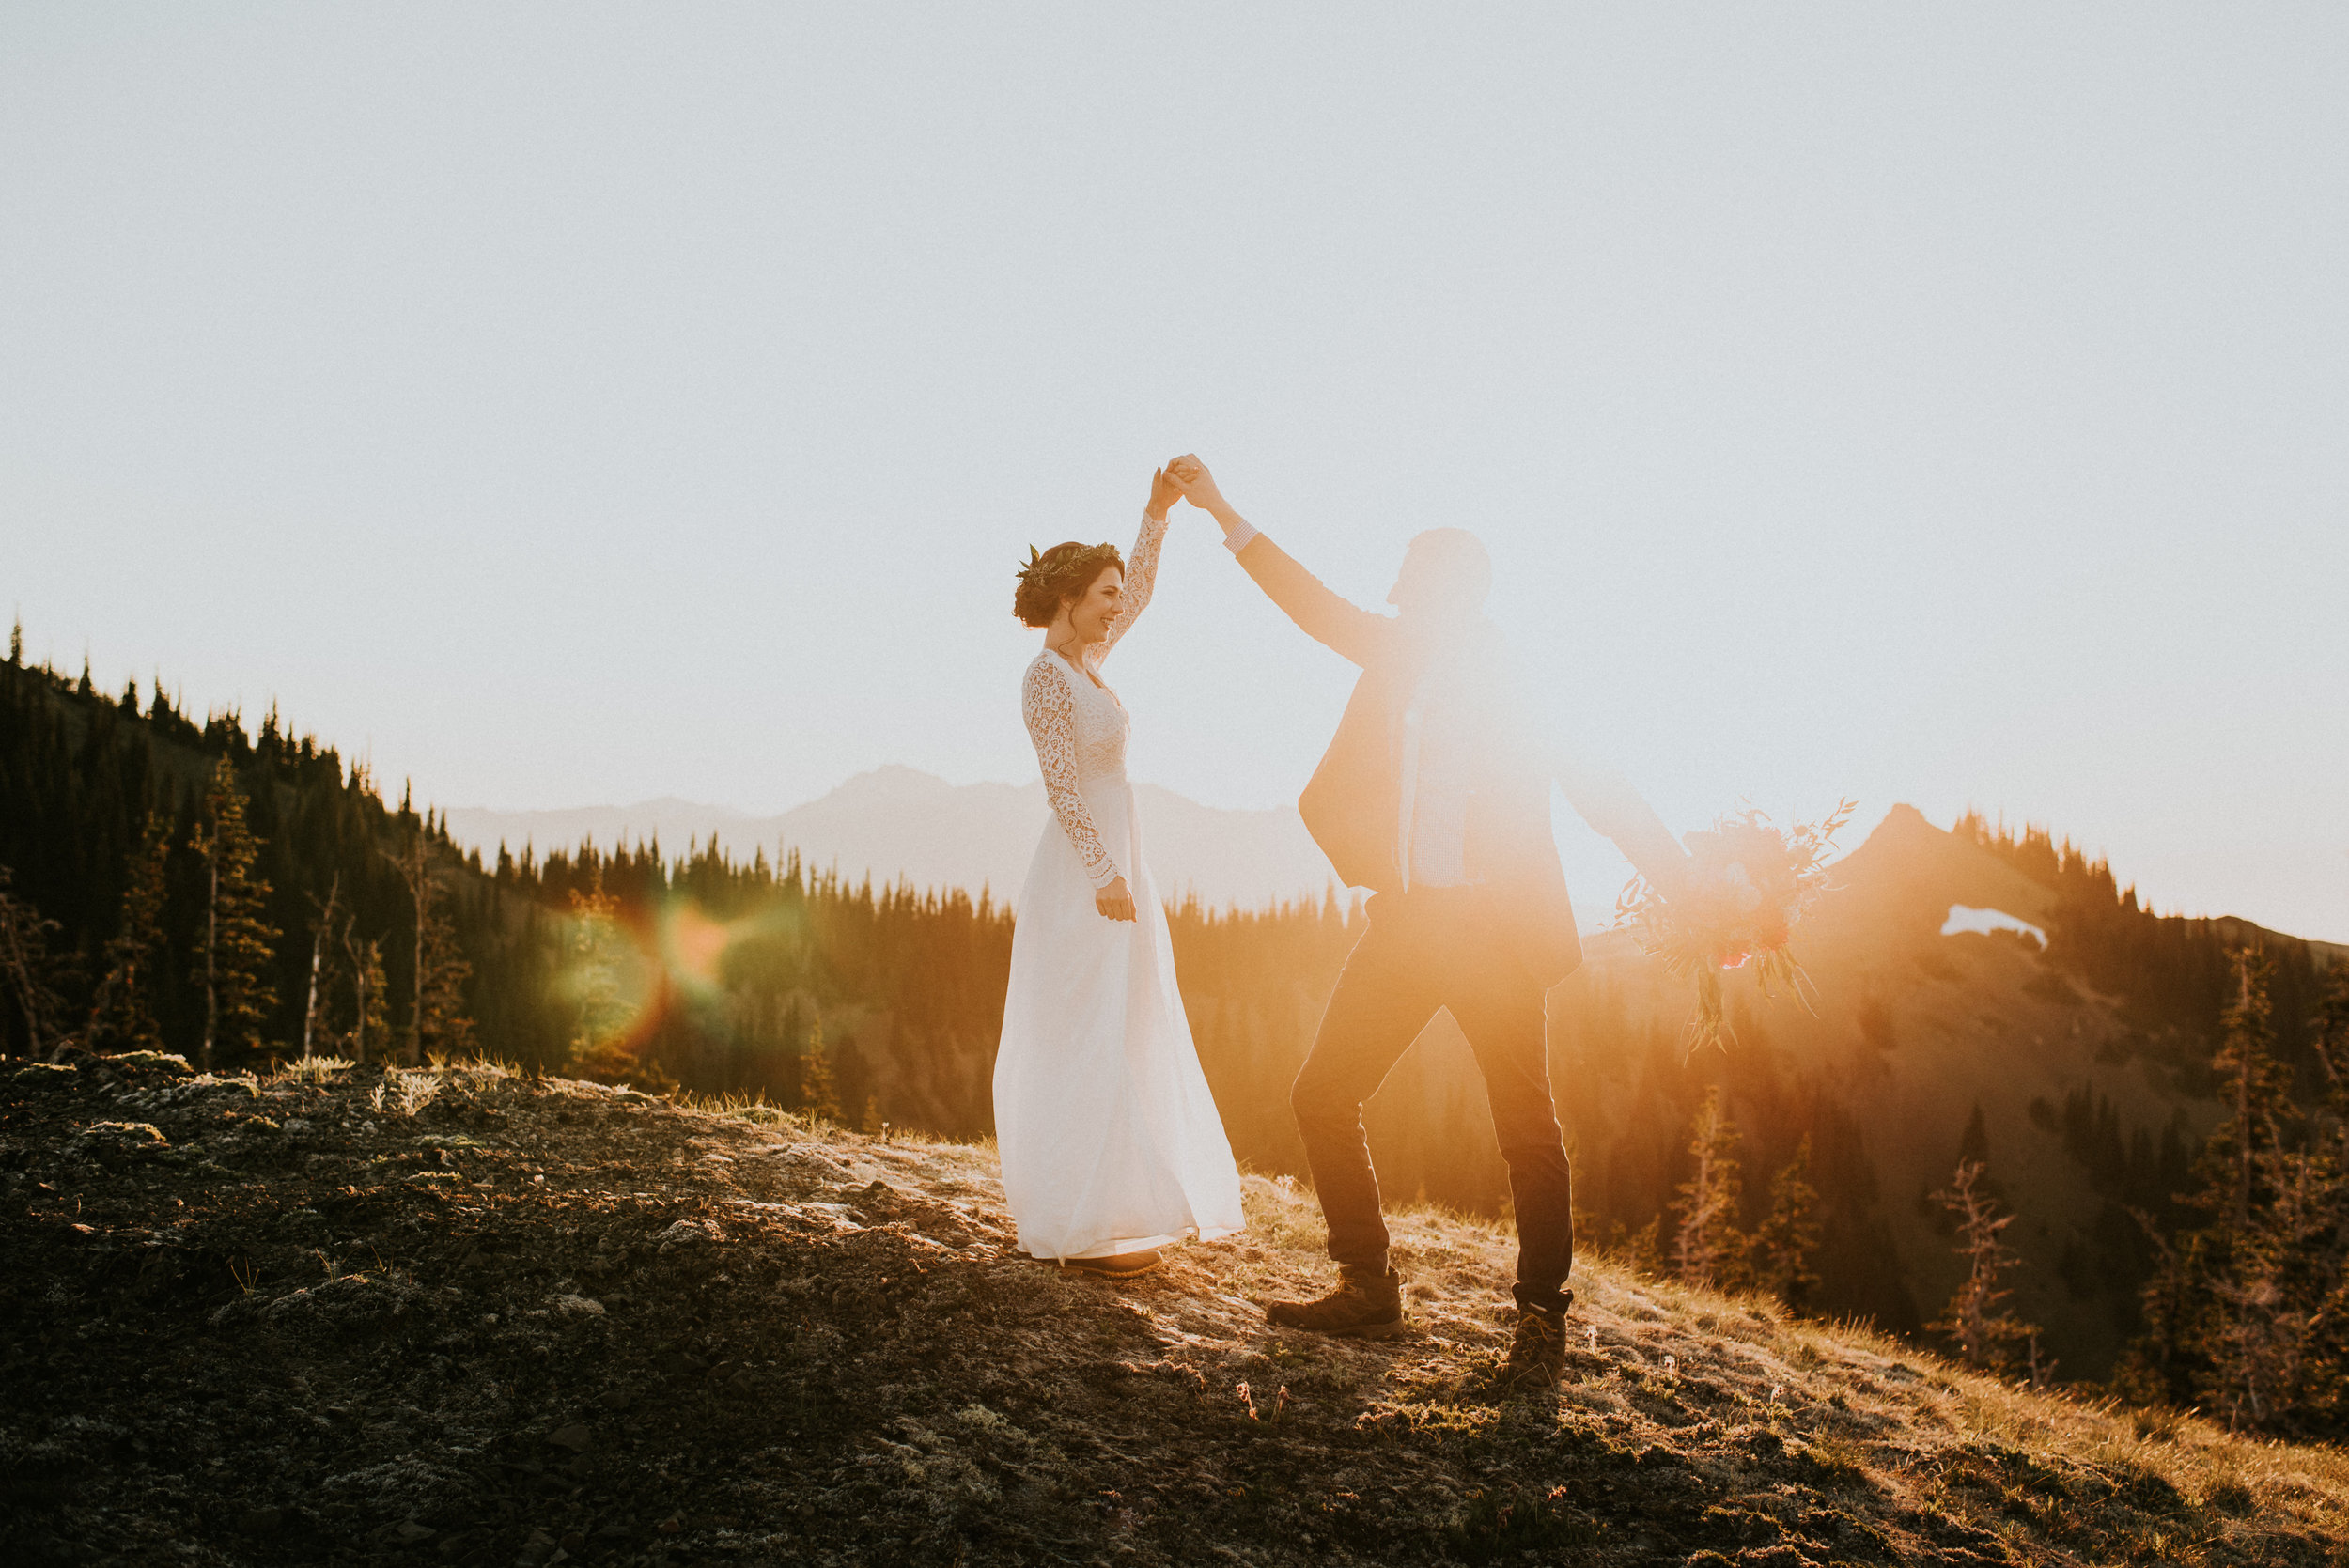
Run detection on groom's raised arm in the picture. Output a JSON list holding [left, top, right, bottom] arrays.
[[1229, 534, 1392, 669], [1169, 457, 1391, 668], [1547, 741, 1691, 899]]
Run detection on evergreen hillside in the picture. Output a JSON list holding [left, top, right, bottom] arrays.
[[1548, 805, 2341, 1390], [6, 641, 2345, 1430]]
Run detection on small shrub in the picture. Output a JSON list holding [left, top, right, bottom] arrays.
[[105, 1050, 193, 1075], [2201, 1480, 2253, 1514], [1444, 1485, 1597, 1562], [1793, 1436, 1872, 1492], [369, 1070, 441, 1118]]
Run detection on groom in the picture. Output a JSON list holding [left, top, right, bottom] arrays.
[[1168, 456, 1690, 1389]]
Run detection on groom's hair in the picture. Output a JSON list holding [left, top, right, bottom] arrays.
[[1402, 528, 1492, 615], [1013, 540, 1124, 628]]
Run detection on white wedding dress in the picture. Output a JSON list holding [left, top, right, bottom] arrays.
[[993, 509, 1246, 1261]]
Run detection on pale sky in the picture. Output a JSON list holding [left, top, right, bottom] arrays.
[[6, 6, 2345, 939]]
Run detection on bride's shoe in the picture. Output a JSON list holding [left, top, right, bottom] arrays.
[[1061, 1249, 1162, 1279]]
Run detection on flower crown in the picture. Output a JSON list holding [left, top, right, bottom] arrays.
[[1015, 541, 1120, 591]]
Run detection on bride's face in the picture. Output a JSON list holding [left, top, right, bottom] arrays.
[[1066, 566, 1126, 644]]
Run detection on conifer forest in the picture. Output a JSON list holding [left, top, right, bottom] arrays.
[[5, 642, 2345, 1436]]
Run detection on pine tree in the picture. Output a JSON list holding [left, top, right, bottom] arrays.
[[390, 824, 479, 1065], [1951, 1099, 2014, 1207], [1929, 1157, 2035, 1371], [1750, 1135, 1824, 1310], [2206, 952, 2294, 1231], [2316, 959, 2349, 1074], [2111, 951, 2324, 1426], [0, 866, 71, 1059], [799, 1011, 843, 1124], [394, 826, 428, 1064], [1672, 1086, 1748, 1288], [193, 758, 278, 1069], [2302, 961, 2349, 1426], [2190, 952, 2317, 1429], [416, 898, 476, 1062], [566, 874, 631, 1078], [1958, 1101, 1991, 1166], [87, 815, 172, 1053], [1622, 1215, 1665, 1280], [301, 873, 342, 1060], [340, 928, 390, 1063]]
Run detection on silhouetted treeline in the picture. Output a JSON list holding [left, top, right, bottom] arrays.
[[1953, 810, 2326, 1085], [0, 650, 1015, 1132], [0, 648, 459, 1063], [0, 645, 1906, 1320], [2113, 952, 2349, 1436], [1551, 989, 1918, 1330], [8, 641, 2345, 1405]]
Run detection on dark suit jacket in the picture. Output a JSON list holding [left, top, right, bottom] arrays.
[[1235, 533, 1686, 986]]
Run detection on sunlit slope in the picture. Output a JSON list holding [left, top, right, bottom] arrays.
[[9, 1052, 2349, 1565], [1554, 805, 2224, 1379]]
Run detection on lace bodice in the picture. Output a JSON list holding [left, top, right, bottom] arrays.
[[1020, 508, 1164, 888]]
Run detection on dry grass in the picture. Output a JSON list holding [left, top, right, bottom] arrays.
[[1390, 1202, 2349, 1551], [236, 1055, 2349, 1534], [273, 1054, 355, 1083], [47, 1049, 2335, 1564], [797, 1108, 2349, 1561]]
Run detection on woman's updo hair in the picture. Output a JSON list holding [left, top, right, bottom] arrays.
[[1013, 540, 1124, 629]]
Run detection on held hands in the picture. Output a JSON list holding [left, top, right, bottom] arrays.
[[1097, 876, 1137, 923], [1165, 454, 1230, 517]]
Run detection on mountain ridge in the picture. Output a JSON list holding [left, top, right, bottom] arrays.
[[7, 652, 2342, 1402], [443, 765, 1341, 911]]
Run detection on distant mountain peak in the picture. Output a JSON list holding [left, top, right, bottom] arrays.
[[834, 764, 953, 796], [443, 768, 1337, 913], [1874, 801, 1935, 835]]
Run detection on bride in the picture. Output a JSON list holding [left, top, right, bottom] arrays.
[[993, 465, 1246, 1277]]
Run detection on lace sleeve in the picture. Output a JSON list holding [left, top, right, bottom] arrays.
[[1090, 507, 1167, 669], [1022, 658, 1120, 888]]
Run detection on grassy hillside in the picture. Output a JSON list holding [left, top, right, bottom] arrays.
[[8, 1050, 2349, 1567], [1549, 803, 2334, 1382], [9, 649, 2341, 1407]]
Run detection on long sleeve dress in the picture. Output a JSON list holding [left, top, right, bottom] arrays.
[[992, 509, 1246, 1262]]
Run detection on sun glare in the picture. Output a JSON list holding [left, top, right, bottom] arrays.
[[661, 901, 739, 992]]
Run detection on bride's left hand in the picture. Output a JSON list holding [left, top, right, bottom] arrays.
[[1097, 876, 1137, 922], [1146, 467, 1180, 521], [1166, 454, 1227, 515]]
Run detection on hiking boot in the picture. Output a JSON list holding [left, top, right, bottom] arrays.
[[1265, 1265, 1406, 1339], [1494, 1302, 1570, 1392]]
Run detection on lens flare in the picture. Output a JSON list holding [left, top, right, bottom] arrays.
[[661, 901, 739, 993]]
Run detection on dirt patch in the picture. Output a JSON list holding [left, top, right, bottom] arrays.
[[4, 1052, 2343, 1565]]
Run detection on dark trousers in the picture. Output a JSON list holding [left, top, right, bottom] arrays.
[[1290, 887, 1575, 1314]]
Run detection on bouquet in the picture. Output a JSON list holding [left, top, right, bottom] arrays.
[[1613, 800, 1856, 1063]]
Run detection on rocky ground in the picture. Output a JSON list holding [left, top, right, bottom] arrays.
[[8, 1052, 2349, 1567]]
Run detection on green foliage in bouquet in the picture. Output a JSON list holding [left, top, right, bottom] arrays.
[[1614, 800, 1857, 1063]]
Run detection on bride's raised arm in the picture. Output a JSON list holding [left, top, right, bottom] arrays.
[[1091, 467, 1181, 667]]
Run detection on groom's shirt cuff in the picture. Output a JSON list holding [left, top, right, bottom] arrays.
[[1221, 520, 1260, 554]]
